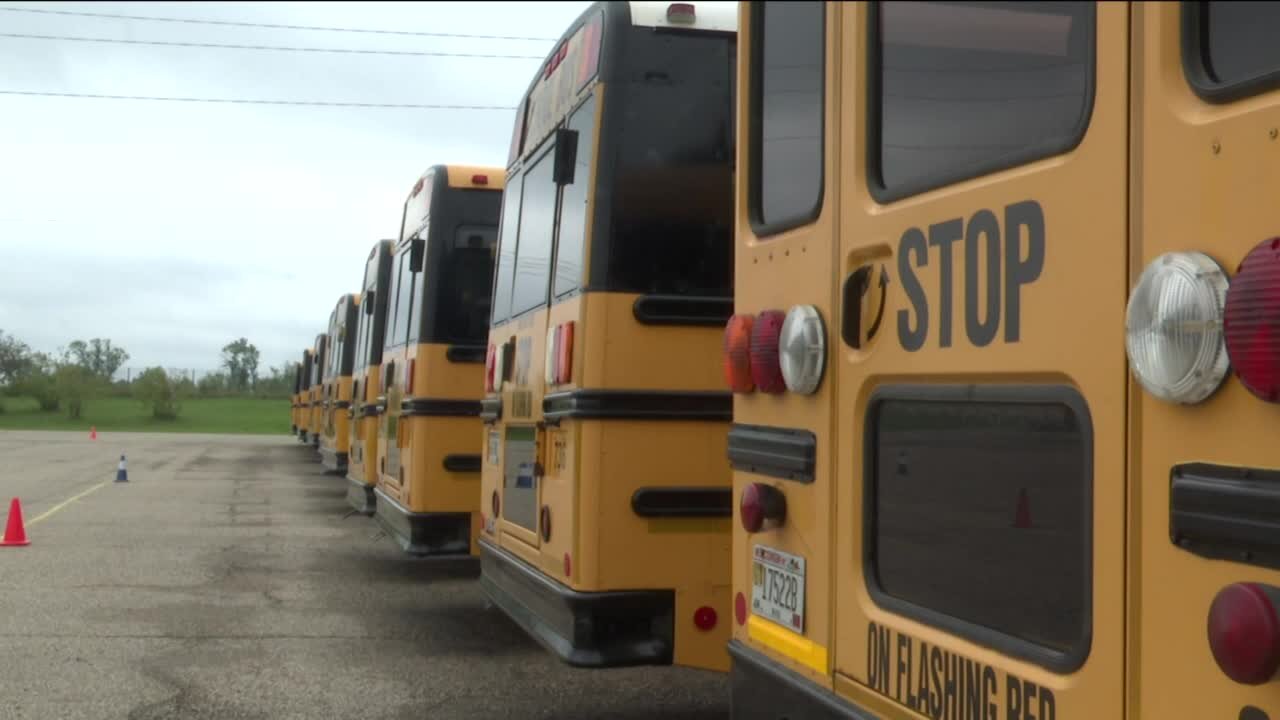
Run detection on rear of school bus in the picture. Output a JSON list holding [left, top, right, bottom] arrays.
[[320, 293, 360, 475], [297, 350, 313, 443], [373, 165, 502, 555], [732, 2, 1280, 719], [346, 240, 394, 515], [309, 334, 327, 450], [291, 359, 302, 435], [477, 1, 738, 672]]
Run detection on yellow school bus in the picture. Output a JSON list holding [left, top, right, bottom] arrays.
[[477, 1, 738, 672], [320, 293, 360, 474], [297, 348, 315, 444], [308, 333, 327, 451], [728, 2, 1280, 718], [346, 240, 395, 515], [373, 165, 504, 554], [291, 357, 304, 436]]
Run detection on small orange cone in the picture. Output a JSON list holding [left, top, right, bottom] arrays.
[[1013, 488, 1032, 529], [2, 497, 30, 547], [90, 426, 97, 440]]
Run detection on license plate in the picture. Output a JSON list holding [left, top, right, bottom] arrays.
[[751, 545, 805, 633]]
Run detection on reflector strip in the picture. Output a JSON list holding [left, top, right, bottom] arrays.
[[746, 615, 827, 675]]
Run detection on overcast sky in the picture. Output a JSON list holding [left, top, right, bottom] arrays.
[[0, 0, 591, 378]]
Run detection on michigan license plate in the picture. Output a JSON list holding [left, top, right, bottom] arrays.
[[751, 545, 805, 633]]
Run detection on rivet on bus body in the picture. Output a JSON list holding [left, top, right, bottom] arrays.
[[1213, 140, 1222, 154]]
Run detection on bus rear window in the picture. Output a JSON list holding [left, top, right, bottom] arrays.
[[867, 389, 1091, 668], [491, 172, 523, 325], [1191, 2, 1280, 97], [873, 1, 1094, 200]]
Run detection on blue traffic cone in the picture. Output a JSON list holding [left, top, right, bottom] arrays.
[[116, 454, 128, 483]]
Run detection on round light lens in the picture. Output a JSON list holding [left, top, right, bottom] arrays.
[[1224, 238, 1280, 402], [1209, 583, 1280, 685], [1124, 251, 1229, 404], [779, 305, 826, 395]]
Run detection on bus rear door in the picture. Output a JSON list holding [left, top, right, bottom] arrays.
[[832, 3, 1125, 718]]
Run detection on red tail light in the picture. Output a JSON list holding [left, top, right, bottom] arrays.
[[491, 490, 500, 518], [750, 310, 787, 394], [563, 552, 572, 578], [734, 592, 747, 626], [472, 173, 489, 186], [1209, 583, 1280, 684], [540, 505, 552, 542], [556, 321, 574, 384], [693, 606, 717, 631], [485, 344, 496, 393], [740, 482, 786, 533], [724, 314, 755, 393], [406, 358, 416, 395], [1224, 238, 1280, 401]]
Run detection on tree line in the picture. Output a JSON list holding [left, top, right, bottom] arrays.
[[0, 331, 296, 420]]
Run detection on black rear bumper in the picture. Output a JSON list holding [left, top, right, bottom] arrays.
[[372, 487, 471, 556], [729, 640, 877, 720], [346, 475, 375, 516], [478, 537, 674, 668], [319, 446, 347, 475]]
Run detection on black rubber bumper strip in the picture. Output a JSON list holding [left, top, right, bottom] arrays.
[[358, 403, 382, 418], [399, 398, 482, 417], [632, 294, 733, 327], [543, 389, 731, 422], [478, 538, 674, 668], [481, 396, 502, 423], [443, 454, 482, 473], [631, 487, 732, 518], [1171, 462, 1280, 571], [729, 640, 879, 720], [333, 400, 352, 409], [446, 344, 487, 364], [728, 424, 817, 483]]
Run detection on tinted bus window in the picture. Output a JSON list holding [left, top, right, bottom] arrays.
[[552, 95, 597, 299], [869, 396, 1089, 657], [1202, 2, 1280, 87], [511, 148, 556, 317], [753, 0, 824, 232], [439, 225, 497, 343], [491, 172, 523, 325], [599, 27, 735, 296], [875, 1, 1093, 198], [387, 253, 413, 349]]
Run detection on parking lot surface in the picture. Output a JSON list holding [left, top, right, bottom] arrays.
[[0, 431, 729, 720]]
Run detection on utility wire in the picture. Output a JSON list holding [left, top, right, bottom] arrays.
[[0, 89, 515, 110], [0, 32, 546, 59], [0, 6, 559, 41]]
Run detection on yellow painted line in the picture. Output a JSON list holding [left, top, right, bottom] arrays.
[[747, 615, 830, 675], [27, 481, 107, 527]]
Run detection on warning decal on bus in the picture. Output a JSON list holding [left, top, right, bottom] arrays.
[[865, 622, 1057, 720]]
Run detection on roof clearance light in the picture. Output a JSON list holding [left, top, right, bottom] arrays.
[[723, 314, 755, 393], [750, 310, 787, 394], [779, 305, 826, 395], [472, 174, 489, 186], [1224, 238, 1280, 402], [1124, 251, 1229, 404], [1209, 583, 1280, 685], [667, 3, 696, 24]]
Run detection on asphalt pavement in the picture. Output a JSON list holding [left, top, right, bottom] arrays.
[[0, 430, 729, 720]]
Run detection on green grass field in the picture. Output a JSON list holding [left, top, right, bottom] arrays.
[[0, 396, 289, 435]]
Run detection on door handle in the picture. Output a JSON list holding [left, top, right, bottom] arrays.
[[841, 264, 889, 349]]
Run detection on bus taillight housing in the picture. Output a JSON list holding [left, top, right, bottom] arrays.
[[1209, 583, 1280, 685], [1224, 238, 1280, 402], [544, 322, 575, 386], [749, 310, 786, 394]]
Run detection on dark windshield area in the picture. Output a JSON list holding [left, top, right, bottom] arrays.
[[592, 26, 735, 297], [1201, 2, 1280, 88]]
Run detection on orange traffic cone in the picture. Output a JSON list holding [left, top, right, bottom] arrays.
[[1013, 488, 1032, 529], [2, 497, 29, 546], [90, 426, 97, 440]]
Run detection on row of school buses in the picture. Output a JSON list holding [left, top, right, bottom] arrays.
[[291, 2, 1280, 718]]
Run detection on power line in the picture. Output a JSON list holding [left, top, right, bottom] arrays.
[[0, 89, 515, 110], [0, 32, 546, 59], [0, 5, 559, 41]]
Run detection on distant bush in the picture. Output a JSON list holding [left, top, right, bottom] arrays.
[[53, 363, 98, 420], [134, 367, 186, 420]]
